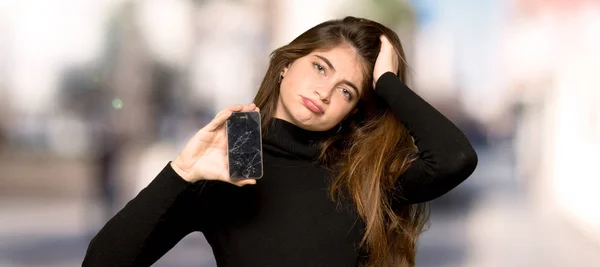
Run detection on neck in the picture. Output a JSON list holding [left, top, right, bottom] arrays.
[[262, 117, 336, 160]]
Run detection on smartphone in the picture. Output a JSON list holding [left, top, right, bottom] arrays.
[[225, 111, 263, 179]]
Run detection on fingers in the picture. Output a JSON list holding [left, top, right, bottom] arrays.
[[379, 35, 390, 49], [241, 103, 256, 112], [228, 104, 245, 112], [217, 104, 244, 117], [221, 169, 257, 187], [205, 109, 233, 132], [233, 178, 257, 187], [380, 35, 395, 49], [205, 104, 243, 131], [205, 104, 258, 132], [379, 35, 400, 59], [379, 35, 397, 54]]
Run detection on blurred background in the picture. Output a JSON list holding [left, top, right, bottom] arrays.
[[1, 0, 600, 266]]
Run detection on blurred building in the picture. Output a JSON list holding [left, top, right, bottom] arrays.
[[504, 0, 600, 246]]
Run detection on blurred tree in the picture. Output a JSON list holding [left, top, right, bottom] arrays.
[[336, 0, 415, 28]]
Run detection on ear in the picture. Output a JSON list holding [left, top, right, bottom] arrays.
[[282, 63, 291, 76], [350, 107, 358, 115]]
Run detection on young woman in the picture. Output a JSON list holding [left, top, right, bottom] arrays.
[[83, 16, 477, 267]]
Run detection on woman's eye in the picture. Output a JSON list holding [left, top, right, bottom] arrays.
[[340, 88, 353, 100], [313, 63, 325, 74]]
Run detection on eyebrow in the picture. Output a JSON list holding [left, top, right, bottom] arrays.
[[314, 55, 361, 98]]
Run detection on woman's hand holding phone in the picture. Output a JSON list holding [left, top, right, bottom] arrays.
[[171, 103, 259, 187]]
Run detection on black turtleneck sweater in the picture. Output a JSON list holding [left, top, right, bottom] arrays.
[[82, 72, 478, 267]]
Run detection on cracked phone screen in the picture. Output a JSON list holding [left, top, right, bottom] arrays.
[[226, 111, 263, 179]]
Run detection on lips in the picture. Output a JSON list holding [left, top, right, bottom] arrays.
[[301, 96, 324, 114]]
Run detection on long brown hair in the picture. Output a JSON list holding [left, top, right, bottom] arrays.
[[253, 16, 430, 267]]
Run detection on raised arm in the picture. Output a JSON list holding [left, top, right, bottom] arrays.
[[375, 72, 478, 204], [84, 103, 260, 266]]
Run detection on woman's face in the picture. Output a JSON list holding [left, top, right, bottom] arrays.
[[275, 44, 366, 131]]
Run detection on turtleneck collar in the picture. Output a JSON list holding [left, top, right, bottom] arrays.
[[262, 118, 335, 160]]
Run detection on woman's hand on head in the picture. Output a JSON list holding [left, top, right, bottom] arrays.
[[171, 103, 259, 187], [372, 35, 399, 88]]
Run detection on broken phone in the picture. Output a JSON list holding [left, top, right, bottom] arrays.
[[225, 111, 263, 179]]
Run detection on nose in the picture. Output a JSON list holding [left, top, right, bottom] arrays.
[[315, 86, 332, 104]]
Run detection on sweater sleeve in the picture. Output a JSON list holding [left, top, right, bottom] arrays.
[[374, 72, 478, 204], [83, 162, 209, 267]]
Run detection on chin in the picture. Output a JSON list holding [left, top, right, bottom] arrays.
[[291, 112, 334, 132], [290, 112, 317, 126], [286, 111, 317, 130]]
